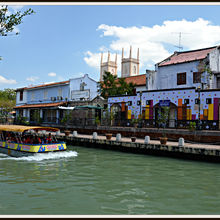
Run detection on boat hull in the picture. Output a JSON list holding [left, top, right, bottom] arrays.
[[0, 141, 67, 157]]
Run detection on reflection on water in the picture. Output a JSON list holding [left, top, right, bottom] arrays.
[[0, 146, 220, 215]]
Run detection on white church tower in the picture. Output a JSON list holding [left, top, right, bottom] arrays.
[[100, 51, 117, 81], [121, 46, 139, 78]]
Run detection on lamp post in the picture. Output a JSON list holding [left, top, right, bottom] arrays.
[[139, 91, 142, 125], [197, 86, 201, 130]]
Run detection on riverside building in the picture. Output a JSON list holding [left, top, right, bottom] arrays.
[[108, 46, 220, 130]]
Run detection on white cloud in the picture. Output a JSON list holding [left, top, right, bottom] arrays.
[[84, 18, 220, 75], [0, 75, 17, 85], [84, 51, 101, 70], [26, 76, 39, 82], [48, 72, 57, 77]]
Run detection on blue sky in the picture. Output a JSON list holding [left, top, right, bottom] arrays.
[[1, 3, 220, 90]]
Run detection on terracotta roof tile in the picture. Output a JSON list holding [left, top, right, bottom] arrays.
[[159, 46, 216, 67], [14, 101, 67, 109], [117, 74, 146, 86]]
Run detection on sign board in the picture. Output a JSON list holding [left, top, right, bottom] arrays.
[[71, 90, 90, 100], [159, 100, 170, 107]]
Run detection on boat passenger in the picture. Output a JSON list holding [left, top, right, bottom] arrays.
[[6, 133, 11, 142], [41, 135, 47, 144], [47, 133, 52, 144], [37, 136, 42, 144], [25, 135, 32, 144], [33, 135, 38, 144]]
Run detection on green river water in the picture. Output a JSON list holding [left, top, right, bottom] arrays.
[[0, 145, 220, 215]]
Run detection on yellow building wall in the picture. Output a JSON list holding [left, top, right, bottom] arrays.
[[127, 110, 131, 119], [208, 104, 213, 120], [145, 105, 149, 119]]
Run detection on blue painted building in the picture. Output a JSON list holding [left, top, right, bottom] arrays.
[[15, 74, 99, 124]]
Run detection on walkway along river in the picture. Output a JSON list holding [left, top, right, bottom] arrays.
[[53, 132, 220, 163]]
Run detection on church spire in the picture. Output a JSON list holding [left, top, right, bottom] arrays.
[[100, 52, 103, 64], [107, 51, 110, 62], [129, 45, 132, 58]]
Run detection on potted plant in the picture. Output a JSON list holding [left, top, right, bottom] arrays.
[[61, 113, 71, 136], [64, 130, 71, 136], [130, 118, 141, 142], [106, 133, 112, 140], [188, 121, 196, 131], [131, 118, 139, 128], [131, 137, 136, 142], [95, 116, 101, 126], [157, 107, 170, 145]]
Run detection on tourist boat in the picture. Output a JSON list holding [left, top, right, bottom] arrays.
[[0, 125, 66, 157]]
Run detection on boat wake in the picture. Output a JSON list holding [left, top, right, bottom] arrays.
[[0, 151, 78, 161]]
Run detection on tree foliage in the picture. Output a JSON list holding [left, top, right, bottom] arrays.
[[98, 71, 136, 99], [0, 88, 16, 121], [0, 5, 35, 37]]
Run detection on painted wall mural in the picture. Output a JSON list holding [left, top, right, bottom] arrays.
[[108, 88, 220, 121]]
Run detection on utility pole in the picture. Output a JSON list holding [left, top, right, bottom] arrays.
[[172, 32, 191, 51]]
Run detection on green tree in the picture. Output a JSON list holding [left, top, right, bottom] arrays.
[[0, 88, 16, 123], [117, 78, 136, 95], [98, 71, 136, 99], [98, 71, 118, 98], [0, 5, 35, 37], [0, 88, 16, 100]]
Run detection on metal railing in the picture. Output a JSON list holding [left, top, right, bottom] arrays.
[[14, 116, 220, 131]]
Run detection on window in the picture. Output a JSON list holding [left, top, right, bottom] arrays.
[[206, 98, 212, 104], [217, 77, 220, 89], [80, 82, 86, 91], [133, 66, 136, 74], [177, 72, 186, 85], [184, 99, 189, 104], [193, 72, 201, 83], [19, 90, 23, 101]]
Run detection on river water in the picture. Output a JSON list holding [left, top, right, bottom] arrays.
[[1, 145, 220, 215]]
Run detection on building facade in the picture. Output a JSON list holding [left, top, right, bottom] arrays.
[[108, 46, 220, 130], [15, 74, 99, 125]]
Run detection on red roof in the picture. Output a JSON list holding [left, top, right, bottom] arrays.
[[14, 101, 67, 109], [158, 46, 216, 67], [117, 74, 146, 86]]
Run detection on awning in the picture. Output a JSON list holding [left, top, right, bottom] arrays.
[[14, 101, 67, 109], [58, 105, 103, 110], [0, 125, 59, 132], [58, 106, 75, 110], [75, 105, 103, 110]]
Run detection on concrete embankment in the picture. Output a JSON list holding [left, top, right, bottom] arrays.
[[54, 133, 220, 163], [51, 125, 220, 144]]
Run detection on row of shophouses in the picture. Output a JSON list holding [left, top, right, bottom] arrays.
[[15, 45, 220, 130]]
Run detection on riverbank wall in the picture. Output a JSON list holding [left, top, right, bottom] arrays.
[[55, 134, 220, 163], [51, 125, 220, 144]]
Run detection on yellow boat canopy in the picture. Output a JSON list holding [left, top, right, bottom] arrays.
[[0, 125, 59, 133]]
